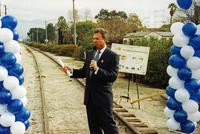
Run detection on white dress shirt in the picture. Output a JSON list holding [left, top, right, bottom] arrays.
[[94, 45, 107, 74]]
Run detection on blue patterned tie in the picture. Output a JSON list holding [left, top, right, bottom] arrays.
[[95, 50, 101, 62]]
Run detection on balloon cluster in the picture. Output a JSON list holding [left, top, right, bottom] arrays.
[[164, 0, 200, 133], [0, 16, 30, 134]]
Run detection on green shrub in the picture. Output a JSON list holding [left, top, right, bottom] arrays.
[[24, 42, 78, 57], [133, 37, 172, 88]]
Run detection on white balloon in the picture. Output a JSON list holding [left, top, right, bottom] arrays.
[[172, 33, 189, 47], [3, 76, 19, 90], [15, 53, 22, 64], [170, 22, 184, 35], [193, 121, 197, 127], [187, 57, 200, 70], [164, 107, 175, 118], [0, 104, 7, 115], [11, 86, 27, 99], [188, 111, 200, 122], [0, 66, 8, 81], [175, 88, 190, 103], [10, 121, 26, 134], [0, 28, 13, 43], [167, 65, 178, 77], [20, 96, 28, 107], [0, 112, 15, 127], [192, 69, 200, 79], [4, 40, 20, 54], [182, 100, 199, 113], [180, 46, 194, 59], [167, 118, 180, 131], [196, 24, 200, 34], [169, 76, 184, 89]]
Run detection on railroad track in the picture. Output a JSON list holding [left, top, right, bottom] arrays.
[[24, 45, 158, 134], [24, 45, 89, 134]]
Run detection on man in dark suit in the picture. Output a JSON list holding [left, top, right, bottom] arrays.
[[64, 28, 119, 134]]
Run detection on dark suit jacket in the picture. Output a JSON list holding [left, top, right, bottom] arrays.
[[71, 47, 119, 108]]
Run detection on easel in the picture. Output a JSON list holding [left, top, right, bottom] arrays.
[[119, 74, 141, 109]]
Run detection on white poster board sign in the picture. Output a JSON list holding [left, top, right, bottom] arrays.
[[111, 43, 150, 75]]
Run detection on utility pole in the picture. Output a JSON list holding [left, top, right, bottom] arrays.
[[45, 21, 48, 44], [5, 5, 6, 15], [37, 28, 38, 43], [72, 0, 77, 46]]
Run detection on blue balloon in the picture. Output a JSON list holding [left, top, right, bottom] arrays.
[[23, 120, 29, 130], [170, 45, 181, 55], [166, 86, 176, 98], [194, 49, 200, 58], [190, 94, 200, 103], [8, 63, 24, 77], [174, 109, 187, 123], [193, 90, 200, 102], [180, 120, 195, 133], [1, 15, 17, 30], [15, 108, 30, 122], [0, 89, 12, 104], [0, 42, 4, 56], [182, 22, 197, 37], [185, 79, 200, 93], [0, 81, 5, 90], [0, 52, 16, 68], [177, 67, 192, 81], [189, 34, 200, 49], [0, 124, 10, 134], [177, 0, 192, 10], [169, 55, 186, 68], [166, 97, 182, 110], [7, 99, 23, 114], [18, 75, 24, 85], [12, 29, 19, 40]]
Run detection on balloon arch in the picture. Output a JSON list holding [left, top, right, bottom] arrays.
[[0, 15, 30, 133], [164, 0, 200, 133]]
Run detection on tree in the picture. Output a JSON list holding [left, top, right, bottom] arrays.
[[47, 23, 56, 43], [71, 20, 96, 44], [67, 9, 80, 24], [192, 3, 200, 24], [95, 9, 142, 43], [95, 9, 127, 20], [56, 16, 69, 44], [97, 18, 130, 43], [126, 13, 143, 32], [82, 9, 93, 21], [27, 28, 46, 43], [168, 3, 177, 24]]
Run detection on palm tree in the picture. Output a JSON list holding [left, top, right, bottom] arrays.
[[168, 3, 177, 24]]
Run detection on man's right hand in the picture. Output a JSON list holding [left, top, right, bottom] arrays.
[[64, 66, 72, 74]]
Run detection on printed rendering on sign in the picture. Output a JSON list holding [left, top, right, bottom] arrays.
[[111, 43, 150, 75]]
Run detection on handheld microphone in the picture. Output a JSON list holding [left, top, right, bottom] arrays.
[[89, 46, 97, 72], [91, 46, 97, 60]]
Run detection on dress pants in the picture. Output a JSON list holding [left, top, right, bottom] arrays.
[[86, 98, 119, 134]]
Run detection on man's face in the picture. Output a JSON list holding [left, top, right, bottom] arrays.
[[93, 33, 106, 50]]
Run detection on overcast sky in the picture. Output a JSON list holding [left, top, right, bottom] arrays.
[[2, 0, 175, 22]]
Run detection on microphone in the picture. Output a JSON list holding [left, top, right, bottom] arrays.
[[89, 46, 97, 75], [91, 46, 97, 60]]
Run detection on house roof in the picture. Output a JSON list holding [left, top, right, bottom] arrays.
[[124, 32, 151, 38], [155, 32, 173, 37], [124, 32, 173, 38]]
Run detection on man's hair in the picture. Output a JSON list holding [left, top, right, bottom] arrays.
[[94, 28, 107, 39]]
